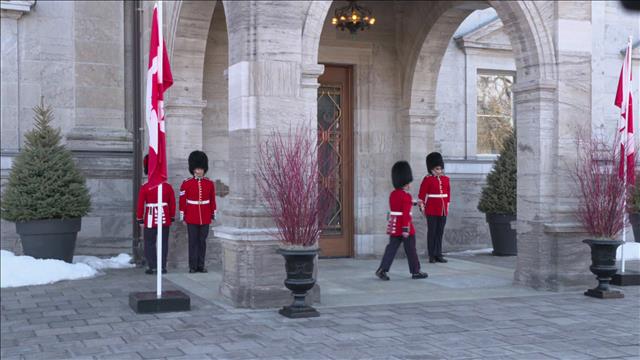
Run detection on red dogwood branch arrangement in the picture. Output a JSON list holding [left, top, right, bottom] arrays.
[[256, 127, 329, 248], [572, 130, 628, 239]]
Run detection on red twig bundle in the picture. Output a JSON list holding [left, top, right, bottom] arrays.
[[255, 127, 329, 247], [572, 131, 628, 239]]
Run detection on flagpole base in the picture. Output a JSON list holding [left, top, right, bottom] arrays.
[[129, 290, 191, 314], [611, 271, 640, 286]]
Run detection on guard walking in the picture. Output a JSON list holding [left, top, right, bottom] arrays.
[[376, 161, 428, 280], [418, 152, 450, 263], [180, 151, 217, 273]]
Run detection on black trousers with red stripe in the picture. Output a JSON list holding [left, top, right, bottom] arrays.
[[427, 215, 447, 257], [378, 235, 421, 274], [187, 224, 209, 270]]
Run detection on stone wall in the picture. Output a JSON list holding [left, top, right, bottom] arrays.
[[1, 1, 133, 256]]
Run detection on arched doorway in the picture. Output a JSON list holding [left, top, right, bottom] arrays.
[[304, 0, 558, 288]]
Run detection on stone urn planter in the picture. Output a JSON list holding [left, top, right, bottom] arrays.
[[629, 213, 640, 242], [16, 218, 82, 263], [582, 239, 624, 299], [277, 248, 320, 318], [486, 214, 517, 256]]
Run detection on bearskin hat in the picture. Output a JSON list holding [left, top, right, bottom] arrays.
[[426, 152, 444, 174], [143, 154, 149, 176], [188, 150, 209, 175], [391, 161, 413, 189]]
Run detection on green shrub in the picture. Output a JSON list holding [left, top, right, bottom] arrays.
[[477, 130, 516, 215], [1, 100, 91, 221]]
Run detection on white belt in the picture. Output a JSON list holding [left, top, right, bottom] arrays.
[[389, 211, 413, 216], [187, 200, 210, 205], [145, 203, 168, 207], [427, 194, 448, 198]]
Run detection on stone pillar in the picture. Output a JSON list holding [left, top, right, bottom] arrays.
[[400, 107, 438, 172], [0, 0, 35, 252], [163, 98, 206, 268], [217, 59, 320, 308]]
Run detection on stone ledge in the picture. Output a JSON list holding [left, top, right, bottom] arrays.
[[543, 222, 586, 234]]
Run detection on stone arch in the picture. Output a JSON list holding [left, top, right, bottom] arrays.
[[163, 0, 231, 267], [301, 0, 560, 288]]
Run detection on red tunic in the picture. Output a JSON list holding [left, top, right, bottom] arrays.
[[387, 189, 416, 236], [179, 177, 217, 225], [418, 175, 451, 216], [136, 182, 176, 228]]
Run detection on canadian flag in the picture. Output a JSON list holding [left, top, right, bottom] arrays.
[[146, 3, 173, 188], [615, 38, 635, 185]]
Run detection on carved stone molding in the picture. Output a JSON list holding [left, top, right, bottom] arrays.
[[0, 0, 35, 19]]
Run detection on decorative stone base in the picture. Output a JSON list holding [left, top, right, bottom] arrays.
[[279, 305, 320, 318], [129, 290, 191, 313], [584, 288, 624, 299], [217, 229, 320, 308], [611, 271, 640, 286]]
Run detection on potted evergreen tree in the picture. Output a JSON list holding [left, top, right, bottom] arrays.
[[477, 130, 517, 256], [1, 100, 91, 263], [255, 126, 327, 318], [572, 132, 626, 298], [628, 174, 640, 242]]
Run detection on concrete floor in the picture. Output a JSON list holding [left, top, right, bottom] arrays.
[[165, 254, 554, 310]]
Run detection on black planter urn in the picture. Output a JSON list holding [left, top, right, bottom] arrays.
[[486, 213, 517, 256], [629, 213, 640, 242], [16, 218, 81, 263], [582, 239, 624, 299], [277, 248, 320, 318]]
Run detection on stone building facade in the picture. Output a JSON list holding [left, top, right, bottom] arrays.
[[1, 0, 639, 308]]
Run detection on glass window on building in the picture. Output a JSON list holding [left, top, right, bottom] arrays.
[[476, 72, 514, 155]]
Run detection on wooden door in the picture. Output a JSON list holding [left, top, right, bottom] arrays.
[[317, 65, 354, 257]]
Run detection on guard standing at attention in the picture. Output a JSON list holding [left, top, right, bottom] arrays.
[[418, 152, 450, 263], [180, 150, 217, 273], [136, 154, 176, 274]]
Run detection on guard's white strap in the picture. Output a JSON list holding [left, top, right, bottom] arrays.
[[427, 194, 448, 198], [187, 200, 210, 205], [145, 202, 168, 207], [389, 211, 403, 216]]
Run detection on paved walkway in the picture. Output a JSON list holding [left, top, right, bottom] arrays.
[[1, 257, 639, 359]]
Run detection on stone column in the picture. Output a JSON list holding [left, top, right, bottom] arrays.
[[0, 0, 35, 252], [164, 98, 206, 267], [400, 107, 438, 172]]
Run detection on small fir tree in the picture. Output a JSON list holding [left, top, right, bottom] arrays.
[[1, 100, 90, 222], [477, 129, 516, 215]]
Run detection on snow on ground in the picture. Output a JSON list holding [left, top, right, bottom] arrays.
[[0, 250, 134, 288], [618, 242, 640, 261], [446, 243, 640, 260], [446, 248, 494, 256]]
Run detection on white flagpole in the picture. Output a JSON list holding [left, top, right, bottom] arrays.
[[156, 0, 164, 299], [621, 36, 632, 274]]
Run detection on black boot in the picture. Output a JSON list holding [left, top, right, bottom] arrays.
[[189, 268, 197, 273], [375, 268, 390, 281], [412, 271, 428, 279], [198, 267, 208, 273], [145, 268, 155, 275], [429, 256, 436, 263], [436, 256, 448, 263]]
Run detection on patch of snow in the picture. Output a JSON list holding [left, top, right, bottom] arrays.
[[618, 242, 640, 261], [1, 250, 134, 288], [73, 253, 134, 270], [445, 248, 494, 256]]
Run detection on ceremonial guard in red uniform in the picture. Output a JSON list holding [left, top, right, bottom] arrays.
[[376, 161, 428, 281], [418, 152, 451, 263], [180, 151, 217, 273], [136, 155, 176, 274]]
